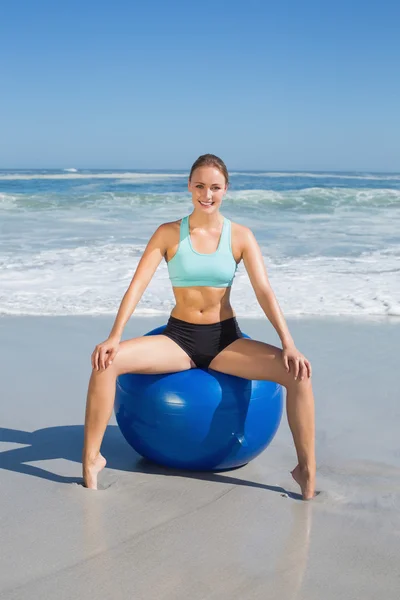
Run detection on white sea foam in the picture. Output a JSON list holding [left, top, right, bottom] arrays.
[[226, 187, 400, 209], [0, 193, 19, 209], [2, 170, 399, 182], [2, 188, 399, 213], [1, 244, 399, 317], [2, 172, 399, 318]]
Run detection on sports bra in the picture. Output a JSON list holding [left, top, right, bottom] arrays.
[[167, 215, 238, 288]]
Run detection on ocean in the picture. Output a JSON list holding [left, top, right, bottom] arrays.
[[1, 169, 399, 318]]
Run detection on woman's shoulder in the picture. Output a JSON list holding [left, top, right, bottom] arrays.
[[154, 219, 182, 247], [158, 218, 181, 229], [230, 219, 253, 239], [229, 220, 258, 258]]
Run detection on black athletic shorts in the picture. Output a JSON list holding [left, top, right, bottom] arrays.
[[161, 315, 244, 370]]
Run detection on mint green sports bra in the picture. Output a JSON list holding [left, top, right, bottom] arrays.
[[167, 215, 238, 287]]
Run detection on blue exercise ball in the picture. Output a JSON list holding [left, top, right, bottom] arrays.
[[115, 325, 283, 471]]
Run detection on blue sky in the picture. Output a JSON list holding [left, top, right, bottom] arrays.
[[1, 0, 399, 171]]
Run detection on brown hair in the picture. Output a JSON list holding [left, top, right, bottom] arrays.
[[189, 154, 229, 186]]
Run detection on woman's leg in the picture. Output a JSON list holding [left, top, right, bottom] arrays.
[[83, 335, 194, 489], [208, 338, 316, 500]]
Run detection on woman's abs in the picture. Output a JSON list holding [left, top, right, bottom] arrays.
[[170, 286, 235, 324]]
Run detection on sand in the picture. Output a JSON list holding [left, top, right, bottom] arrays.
[[0, 315, 399, 599]]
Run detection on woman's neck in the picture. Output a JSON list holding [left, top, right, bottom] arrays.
[[189, 210, 224, 228]]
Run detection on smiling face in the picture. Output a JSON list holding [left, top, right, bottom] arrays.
[[188, 166, 228, 213]]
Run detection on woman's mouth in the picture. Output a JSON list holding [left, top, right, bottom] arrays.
[[199, 200, 214, 207]]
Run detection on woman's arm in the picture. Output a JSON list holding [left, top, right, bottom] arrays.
[[241, 227, 294, 348], [108, 224, 170, 340], [240, 226, 311, 380]]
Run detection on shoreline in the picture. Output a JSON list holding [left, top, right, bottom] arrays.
[[1, 312, 399, 322]]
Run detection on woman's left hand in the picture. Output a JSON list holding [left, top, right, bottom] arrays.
[[282, 345, 312, 381]]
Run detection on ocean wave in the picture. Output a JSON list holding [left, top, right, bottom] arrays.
[[0, 172, 187, 181], [230, 171, 400, 181], [2, 187, 400, 213], [2, 170, 400, 182], [1, 245, 399, 317], [227, 187, 400, 209], [0, 193, 20, 209]]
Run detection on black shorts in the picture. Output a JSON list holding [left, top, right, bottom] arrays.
[[161, 315, 244, 370]]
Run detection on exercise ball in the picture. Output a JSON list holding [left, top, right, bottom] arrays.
[[115, 325, 283, 471]]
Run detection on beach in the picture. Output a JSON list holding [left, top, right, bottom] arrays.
[[2, 0, 400, 592], [1, 168, 399, 597], [1, 314, 399, 599]]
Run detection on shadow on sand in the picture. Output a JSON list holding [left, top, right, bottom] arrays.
[[0, 425, 302, 500]]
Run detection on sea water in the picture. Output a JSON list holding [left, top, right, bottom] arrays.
[[1, 169, 399, 317]]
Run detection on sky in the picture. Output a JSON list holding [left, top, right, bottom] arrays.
[[0, 0, 399, 171]]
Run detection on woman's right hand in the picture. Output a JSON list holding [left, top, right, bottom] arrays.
[[91, 336, 120, 371]]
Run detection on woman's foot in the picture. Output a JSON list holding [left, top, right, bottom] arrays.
[[83, 453, 107, 490], [291, 464, 316, 500]]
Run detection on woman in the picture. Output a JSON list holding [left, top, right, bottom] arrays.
[[83, 154, 316, 499]]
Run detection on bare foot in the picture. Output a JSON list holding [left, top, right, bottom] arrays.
[[83, 453, 107, 490], [291, 464, 316, 500]]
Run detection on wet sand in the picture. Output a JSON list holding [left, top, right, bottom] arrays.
[[0, 315, 399, 599]]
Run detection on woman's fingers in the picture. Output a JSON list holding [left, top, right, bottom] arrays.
[[106, 347, 118, 368], [283, 355, 289, 372], [292, 356, 309, 380], [305, 359, 312, 378], [300, 360, 307, 380], [293, 357, 300, 380], [284, 348, 312, 381], [92, 348, 98, 370], [101, 346, 117, 370], [299, 358, 311, 380], [91, 342, 118, 371], [92, 345, 102, 370], [95, 348, 101, 371], [100, 348, 108, 370]]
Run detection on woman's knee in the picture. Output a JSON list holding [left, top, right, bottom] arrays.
[[105, 337, 153, 376], [90, 362, 117, 378], [285, 373, 313, 393]]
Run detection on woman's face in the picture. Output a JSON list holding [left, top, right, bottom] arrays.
[[188, 166, 227, 213]]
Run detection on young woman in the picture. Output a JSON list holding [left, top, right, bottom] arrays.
[[83, 154, 316, 499]]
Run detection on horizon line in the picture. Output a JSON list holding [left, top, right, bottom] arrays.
[[0, 167, 399, 175]]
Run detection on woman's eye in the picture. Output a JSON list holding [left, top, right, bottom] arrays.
[[195, 185, 220, 190]]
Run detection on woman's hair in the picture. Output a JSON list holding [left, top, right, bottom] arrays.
[[189, 154, 229, 186]]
